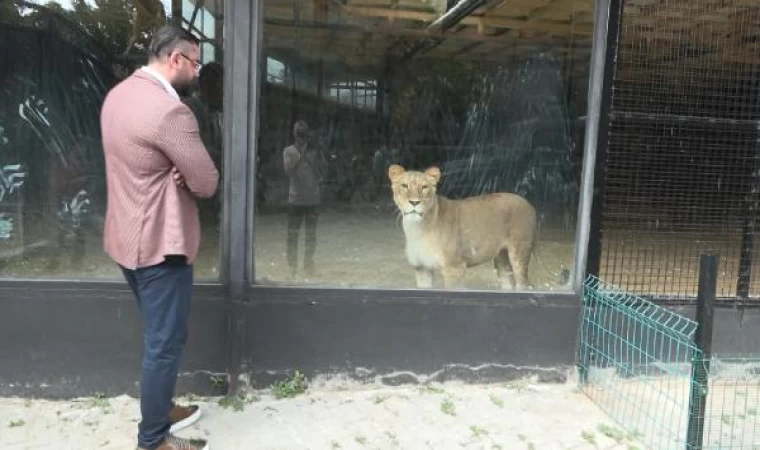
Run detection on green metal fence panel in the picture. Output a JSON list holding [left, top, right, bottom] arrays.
[[578, 276, 760, 450]]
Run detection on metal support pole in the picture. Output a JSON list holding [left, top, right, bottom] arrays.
[[572, 0, 622, 290], [576, 0, 621, 385], [577, 285, 594, 385], [736, 122, 760, 299], [686, 253, 717, 450]]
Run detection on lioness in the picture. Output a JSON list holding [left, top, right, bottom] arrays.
[[388, 164, 537, 290]]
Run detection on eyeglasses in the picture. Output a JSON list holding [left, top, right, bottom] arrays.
[[178, 52, 202, 73]]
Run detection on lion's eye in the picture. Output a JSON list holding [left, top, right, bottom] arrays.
[[401, 184, 408, 189], [421, 186, 429, 191]]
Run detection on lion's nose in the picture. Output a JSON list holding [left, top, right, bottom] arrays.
[[409, 200, 420, 206]]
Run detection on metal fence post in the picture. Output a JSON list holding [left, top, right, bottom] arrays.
[[578, 279, 591, 385], [686, 252, 717, 450], [736, 122, 760, 299], [581, 0, 622, 284]]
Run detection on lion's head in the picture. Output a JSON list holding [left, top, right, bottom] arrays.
[[388, 165, 441, 221]]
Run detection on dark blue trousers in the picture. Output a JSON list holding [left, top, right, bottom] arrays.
[[122, 256, 193, 450]]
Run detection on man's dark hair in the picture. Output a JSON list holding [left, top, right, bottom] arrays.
[[148, 25, 199, 61]]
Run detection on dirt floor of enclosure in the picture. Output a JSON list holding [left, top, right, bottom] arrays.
[[8, 208, 760, 301], [599, 229, 760, 300], [0, 204, 577, 292], [253, 204, 576, 291]]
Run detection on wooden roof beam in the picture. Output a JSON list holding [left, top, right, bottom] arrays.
[[264, 18, 547, 44], [315, 0, 329, 22]]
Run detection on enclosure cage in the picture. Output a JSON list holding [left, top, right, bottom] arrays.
[[590, 0, 760, 305]]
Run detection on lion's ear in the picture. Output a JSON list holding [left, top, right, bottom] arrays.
[[388, 164, 405, 182], [424, 166, 441, 185]]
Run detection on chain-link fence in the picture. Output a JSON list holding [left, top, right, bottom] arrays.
[[579, 274, 760, 449], [594, 0, 760, 303]]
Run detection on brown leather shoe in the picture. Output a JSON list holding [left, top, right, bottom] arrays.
[[169, 402, 202, 433], [137, 434, 209, 450]]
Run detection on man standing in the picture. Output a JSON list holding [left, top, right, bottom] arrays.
[[283, 120, 324, 276], [101, 25, 219, 450]]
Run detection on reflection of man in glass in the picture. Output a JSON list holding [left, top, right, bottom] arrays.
[[193, 62, 223, 169], [185, 62, 223, 225], [283, 120, 323, 276]]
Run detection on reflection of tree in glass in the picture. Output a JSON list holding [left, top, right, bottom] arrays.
[[388, 53, 578, 227], [0, 165, 26, 205], [1, 11, 115, 258], [71, 0, 137, 56], [122, 0, 167, 56], [7, 0, 166, 59], [0, 125, 27, 240], [390, 59, 477, 162], [0, 0, 21, 22]]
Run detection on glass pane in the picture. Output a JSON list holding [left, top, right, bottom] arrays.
[[0, 0, 225, 280], [253, 0, 593, 291]]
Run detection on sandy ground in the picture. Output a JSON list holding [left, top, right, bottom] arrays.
[[253, 207, 576, 291], [0, 377, 647, 450], [11, 201, 759, 297], [1, 205, 576, 292], [584, 365, 760, 450]]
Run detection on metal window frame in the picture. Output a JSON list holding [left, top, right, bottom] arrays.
[[0, 0, 244, 389], [573, 0, 618, 291], [243, 0, 612, 302]]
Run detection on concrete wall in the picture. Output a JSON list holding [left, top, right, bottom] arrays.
[[0, 283, 580, 398], [3, 279, 760, 399]]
